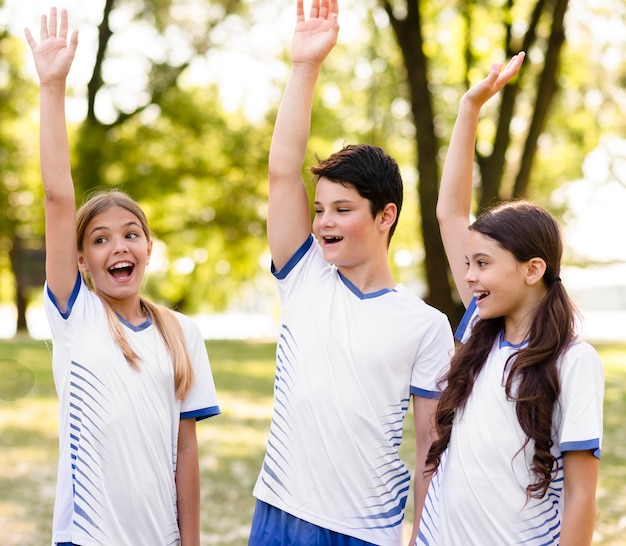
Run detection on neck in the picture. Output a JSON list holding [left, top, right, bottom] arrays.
[[337, 263, 396, 294], [100, 293, 146, 326]]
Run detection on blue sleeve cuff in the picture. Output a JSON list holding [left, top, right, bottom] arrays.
[[561, 439, 601, 459], [410, 386, 442, 400], [47, 273, 82, 320], [455, 297, 478, 342], [181, 405, 221, 421], [271, 234, 314, 279]]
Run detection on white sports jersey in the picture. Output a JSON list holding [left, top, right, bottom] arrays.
[[252, 235, 454, 546], [418, 302, 604, 545], [44, 275, 220, 546]]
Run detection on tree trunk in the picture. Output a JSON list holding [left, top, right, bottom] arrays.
[[384, 0, 461, 324]]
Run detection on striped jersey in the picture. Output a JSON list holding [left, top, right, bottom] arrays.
[[418, 301, 604, 545], [44, 275, 220, 545], [253, 235, 454, 545]]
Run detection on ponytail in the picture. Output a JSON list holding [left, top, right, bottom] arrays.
[[98, 293, 195, 400]]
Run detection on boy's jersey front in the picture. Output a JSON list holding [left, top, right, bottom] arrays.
[[44, 275, 220, 546], [252, 235, 454, 546]]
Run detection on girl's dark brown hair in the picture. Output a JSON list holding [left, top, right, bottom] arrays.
[[427, 200, 578, 499]]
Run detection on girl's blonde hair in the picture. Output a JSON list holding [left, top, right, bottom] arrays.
[[76, 189, 194, 400]]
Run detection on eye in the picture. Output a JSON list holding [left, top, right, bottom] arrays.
[[477, 260, 487, 267], [337, 208, 350, 213], [126, 232, 138, 239], [94, 237, 106, 245]]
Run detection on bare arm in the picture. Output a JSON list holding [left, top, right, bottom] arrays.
[[267, 0, 339, 271], [408, 395, 438, 546], [559, 450, 599, 545], [176, 418, 200, 546], [25, 8, 79, 311], [436, 53, 525, 307]]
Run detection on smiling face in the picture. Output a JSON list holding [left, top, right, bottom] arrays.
[[464, 230, 537, 323], [312, 177, 387, 269], [77, 205, 152, 308]]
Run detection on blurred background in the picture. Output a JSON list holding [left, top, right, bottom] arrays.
[[1, 0, 625, 343]]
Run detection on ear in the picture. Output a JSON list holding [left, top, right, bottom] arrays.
[[525, 257, 547, 286], [77, 253, 89, 273], [146, 239, 153, 262], [378, 203, 398, 232]]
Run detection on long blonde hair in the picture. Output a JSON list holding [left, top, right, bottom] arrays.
[[76, 190, 194, 400]]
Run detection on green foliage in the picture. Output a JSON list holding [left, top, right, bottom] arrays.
[[73, 83, 272, 312], [1, 0, 625, 320], [0, 31, 42, 290]]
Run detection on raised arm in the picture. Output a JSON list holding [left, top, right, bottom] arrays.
[[436, 52, 525, 307], [25, 8, 79, 311], [267, 0, 339, 271]]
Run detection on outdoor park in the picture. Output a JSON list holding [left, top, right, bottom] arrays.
[[1, 0, 626, 544], [1, 337, 626, 544]]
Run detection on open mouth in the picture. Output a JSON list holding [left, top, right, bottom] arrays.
[[476, 291, 490, 301], [323, 236, 343, 245], [108, 261, 135, 279]]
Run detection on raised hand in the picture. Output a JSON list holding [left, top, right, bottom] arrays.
[[464, 52, 525, 108], [291, 0, 339, 68], [24, 7, 78, 86]]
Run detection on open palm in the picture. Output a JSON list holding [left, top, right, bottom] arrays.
[[465, 52, 525, 107], [24, 7, 78, 85], [291, 0, 339, 67]]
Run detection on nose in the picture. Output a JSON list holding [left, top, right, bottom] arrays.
[[314, 211, 334, 232], [319, 211, 335, 227], [113, 237, 129, 254], [464, 264, 476, 284]]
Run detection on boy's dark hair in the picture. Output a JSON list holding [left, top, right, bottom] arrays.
[[311, 144, 403, 242], [426, 200, 578, 500]]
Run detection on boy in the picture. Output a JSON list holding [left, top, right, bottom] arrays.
[[249, 1, 454, 544]]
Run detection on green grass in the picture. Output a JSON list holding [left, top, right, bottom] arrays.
[[1, 338, 625, 545]]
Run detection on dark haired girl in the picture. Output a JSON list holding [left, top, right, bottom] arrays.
[[418, 54, 604, 545]]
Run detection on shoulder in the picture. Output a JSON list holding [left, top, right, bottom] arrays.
[[558, 338, 604, 382], [561, 338, 601, 363], [171, 310, 200, 333], [392, 285, 454, 341], [392, 285, 453, 325]]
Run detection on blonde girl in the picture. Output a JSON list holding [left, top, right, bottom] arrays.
[[25, 8, 220, 545]]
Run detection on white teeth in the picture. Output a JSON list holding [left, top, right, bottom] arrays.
[[109, 262, 133, 270]]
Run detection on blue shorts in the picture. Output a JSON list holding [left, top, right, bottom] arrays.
[[249, 500, 376, 546]]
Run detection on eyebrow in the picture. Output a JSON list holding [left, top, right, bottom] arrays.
[[88, 220, 142, 237], [313, 198, 355, 207], [467, 252, 492, 260]]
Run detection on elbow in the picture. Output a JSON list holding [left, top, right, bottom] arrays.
[[44, 184, 75, 205], [436, 200, 449, 225]]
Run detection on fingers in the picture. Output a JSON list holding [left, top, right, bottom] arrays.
[[26, 7, 74, 49], [296, 0, 305, 22], [59, 8, 69, 40], [329, 0, 339, 20], [48, 7, 58, 39], [68, 29, 79, 56], [497, 52, 525, 88], [40, 11, 49, 42], [298, 0, 338, 23], [502, 52, 525, 76], [310, 0, 320, 19], [24, 27, 36, 50]]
